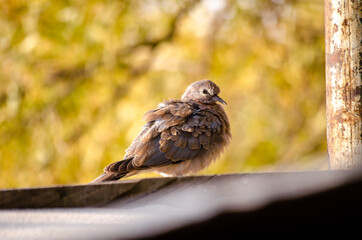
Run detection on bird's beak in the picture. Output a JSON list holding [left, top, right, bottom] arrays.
[[213, 95, 227, 105]]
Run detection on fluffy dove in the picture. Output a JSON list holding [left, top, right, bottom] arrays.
[[91, 80, 231, 182]]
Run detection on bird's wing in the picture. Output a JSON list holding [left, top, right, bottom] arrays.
[[125, 101, 224, 168]]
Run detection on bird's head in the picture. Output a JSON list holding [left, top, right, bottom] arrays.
[[181, 80, 227, 105]]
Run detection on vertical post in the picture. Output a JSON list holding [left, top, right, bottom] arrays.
[[325, 0, 361, 169]]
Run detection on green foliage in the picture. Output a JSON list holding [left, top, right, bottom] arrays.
[[0, 0, 327, 188]]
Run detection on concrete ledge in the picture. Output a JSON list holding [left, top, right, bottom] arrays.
[[0, 170, 355, 209], [0, 177, 179, 209], [0, 170, 361, 239]]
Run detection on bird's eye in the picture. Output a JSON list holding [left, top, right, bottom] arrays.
[[202, 89, 209, 95]]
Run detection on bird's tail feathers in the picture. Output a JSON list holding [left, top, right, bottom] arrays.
[[90, 172, 127, 183], [90, 158, 134, 183]]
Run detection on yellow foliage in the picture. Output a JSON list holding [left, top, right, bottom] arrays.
[[0, 0, 327, 188]]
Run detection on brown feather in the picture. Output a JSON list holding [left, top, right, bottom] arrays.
[[188, 136, 201, 149], [174, 134, 188, 148], [199, 134, 210, 149]]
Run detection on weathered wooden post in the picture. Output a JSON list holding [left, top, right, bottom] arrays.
[[325, 0, 361, 169]]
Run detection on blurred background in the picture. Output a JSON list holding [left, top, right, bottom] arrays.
[[0, 0, 327, 189]]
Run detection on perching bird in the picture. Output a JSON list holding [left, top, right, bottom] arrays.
[[91, 80, 231, 183]]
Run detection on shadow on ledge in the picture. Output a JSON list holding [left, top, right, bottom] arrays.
[[145, 171, 362, 239]]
